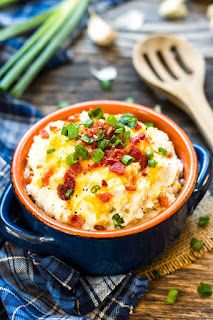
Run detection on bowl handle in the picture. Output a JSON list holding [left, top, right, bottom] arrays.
[[188, 144, 212, 215], [0, 184, 56, 249]]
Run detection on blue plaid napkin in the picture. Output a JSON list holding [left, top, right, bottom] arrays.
[[0, 96, 148, 319]]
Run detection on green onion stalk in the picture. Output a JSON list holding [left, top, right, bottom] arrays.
[[0, 7, 57, 42], [11, 0, 89, 98], [0, 0, 83, 91], [0, 0, 18, 8]]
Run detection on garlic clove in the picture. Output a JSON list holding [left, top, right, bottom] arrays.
[[159, 0, 188, 20], [207, 4, 213, 20], [88, 13, 117, 47]]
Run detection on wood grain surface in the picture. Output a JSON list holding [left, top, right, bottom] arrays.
[[22, 0, 213, 319]]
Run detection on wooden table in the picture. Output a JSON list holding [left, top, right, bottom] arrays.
[[23, 0, 213, 318]]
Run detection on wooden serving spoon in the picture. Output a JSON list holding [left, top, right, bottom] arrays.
[[132, 34, 213, 153]]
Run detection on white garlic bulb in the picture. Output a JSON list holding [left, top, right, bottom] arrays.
[[87, 13, 117, 47], [159, 0, 188, 20]]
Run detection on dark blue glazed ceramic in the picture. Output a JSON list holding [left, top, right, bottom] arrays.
[[0, 144, 211, 275]]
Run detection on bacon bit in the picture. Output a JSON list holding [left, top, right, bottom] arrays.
[[130, 134, 145, 144], [68, 214, 84, 228], [140, 154, 148, 171], [104, 149, 125, 166], [24, 173, 34, 185], [129, 147, 142, 161], [40, 129, 49, 139], [102, 180, 108, 187], [167, 152, 173, 158], [57, 184, 71, 201], [158, 194, 170, 207], [42, 167, 55, 186], [135, 122, 142, 131], [94, 224, 106, 231], [50, 126, 58, 133], [66, 163, 82, 177], [125, 185, 136, 191], [63, 174, 75, 190], [109, 162, 125, 174], [97, 193, 112, 203], [105, 125, 114, 139], [85, 161, 102, 173]]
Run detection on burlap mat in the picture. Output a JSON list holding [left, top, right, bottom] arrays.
[[138, 191, 213, 280]]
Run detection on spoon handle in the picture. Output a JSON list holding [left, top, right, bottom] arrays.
[[181, 88, 213, 154]]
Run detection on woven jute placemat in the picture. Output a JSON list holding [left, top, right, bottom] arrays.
[[138, 191, 213, 280]]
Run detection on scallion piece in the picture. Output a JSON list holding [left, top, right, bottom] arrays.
[[190, 238, 204, 251], [64, 188, 74, 199], [61, 126, 68, 136], [112, 213, 124, 228], [83, 118, 93, 128], [119, 113, 137, 128], [125, 97, 135, 102], [123, 131, 131, 146], [144, 122, 154, 127], [97, 139, 110, 151], [66, 152, 78, 166], [96, 129, 105, 141], [81, 134, 92, 144], [58, 100, 69, 109], [47, 148, 56, 154], [148, 159, 158, 167], [88, 108, 104, 120], [121, 155, 135, 165], [107, 115, 119, 126], [146, 151, 154, 159], [75, 144, 89, 160], [197, 215, 209, 228], [197, 282, 212, 298], [115, 127, 125, 134], [66, 123, 79, 139], [91, 185, 101, 194], [158, 147, 167, 156], [166, 289, 179, 304], [92, 148, 105, 163], [110, 135, 121, 147], [100, 79, 112, 90]]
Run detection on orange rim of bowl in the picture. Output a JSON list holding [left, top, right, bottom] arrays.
[[11, 100, 198, 238]]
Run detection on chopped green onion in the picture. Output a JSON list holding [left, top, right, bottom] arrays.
[[88, 108, 104, 120], [190, 238, 204, 251], [121, 155, 135, 165], [66, 152, 78, 166], [96, 129, 105, 141], [166, 289, 179, 304], [158, 147, 167, 156], [97, 139, 110, 151], [81, 134, 93, 144], [110, 135, 121, 147], [152, 269, 161, 280], [61, 126, 68, 136], [146, 151, 154, 159], [144, 122, 154, 127], [125, 97, 135, 102], [92, 148, 105, 163], [107, 115, 119, 126], [123, 130, 131, 146], [115, 127, 125, 134], [197, 282, 212, 298], [47, 148, 56, 154], [148, 159, 158, 168], [58, 100, 69, 109], [66, 123, 79, 139], [91, 185, 101, 194], [197, 215, 210, 228], [112, 213, 124, 228], [100, 79, 112, 90], [119, 113, 137, 128], [64, 188, 74, 199], [83, 118, 93, 128], [75, 144, 89, 160]]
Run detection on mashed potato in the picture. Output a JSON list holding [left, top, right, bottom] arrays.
[[24, 109, 183, 231]]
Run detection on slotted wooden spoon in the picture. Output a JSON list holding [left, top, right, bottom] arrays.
[[132, 34, 213, 153]]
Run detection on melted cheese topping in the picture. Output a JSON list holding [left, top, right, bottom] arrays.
[[25, 112, 183, 230]]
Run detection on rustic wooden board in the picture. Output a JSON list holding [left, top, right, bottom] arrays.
[[22, 0, 213, 318]]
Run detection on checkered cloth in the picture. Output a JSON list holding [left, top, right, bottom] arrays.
[[0, 95, 148, 319]]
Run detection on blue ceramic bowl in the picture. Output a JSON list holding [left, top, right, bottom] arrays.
[[0, 101, 212, 275]]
